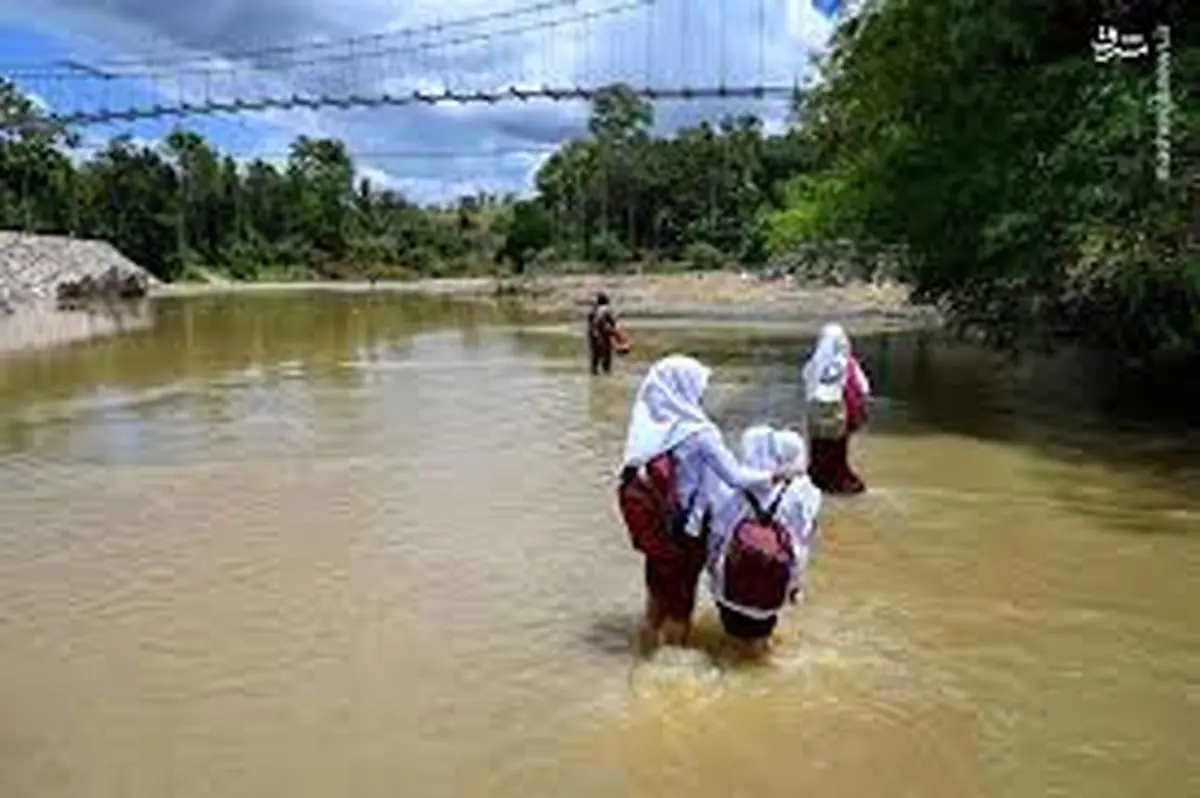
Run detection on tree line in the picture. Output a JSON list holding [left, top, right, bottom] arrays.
[[0, 0, 1195, 356], [0, 79, 811, 283]]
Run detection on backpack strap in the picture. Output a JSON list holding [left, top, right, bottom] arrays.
[[742, 478, 792, 524], [672, 481, 703, 538], [766, 479, 792, 517]]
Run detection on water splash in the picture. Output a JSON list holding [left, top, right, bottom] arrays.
[[628, 645, 725, 703]]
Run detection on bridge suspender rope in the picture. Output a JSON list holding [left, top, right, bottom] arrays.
[[0, 0, 797, 131]]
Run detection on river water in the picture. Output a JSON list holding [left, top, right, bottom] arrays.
[[0, 292, 1196, 798]]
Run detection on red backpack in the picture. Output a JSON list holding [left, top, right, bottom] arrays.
[[722, 485, 796, 613], [844, 358, 868, 432], [617, 453, 695, 560]]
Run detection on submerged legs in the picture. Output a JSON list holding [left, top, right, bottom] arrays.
[[809, 435, 866, 494]]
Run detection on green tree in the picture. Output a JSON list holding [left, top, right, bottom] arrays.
[[798, 0, 1198, 355], [498, 199, 553, 274]]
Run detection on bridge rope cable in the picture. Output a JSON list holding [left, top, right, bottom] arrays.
[[67, 144, 567, 161], [0, 0, 616, 73], [3, 0, 795, 132], [7, 0, 648, 80], [35, 84, 795, 128]]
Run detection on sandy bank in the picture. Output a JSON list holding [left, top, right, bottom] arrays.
[[153, 276, 493, 299], [155, 272, 941, 333]]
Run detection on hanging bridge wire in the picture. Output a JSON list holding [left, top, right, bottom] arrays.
[[720, 0, 727, 89], [644, 0, 654, 89], [0, 0, 590, 71], [7, 0, 648, 81], [681, 0, 689, 91], [757, 0, 766, 87]]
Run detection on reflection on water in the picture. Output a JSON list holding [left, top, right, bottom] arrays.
[[0, 300, 153, 354], [0, 292, 1196, 798]]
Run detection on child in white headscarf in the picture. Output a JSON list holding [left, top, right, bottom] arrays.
[[705, 425, 823, 656], [617, 355, 801, 648], [801, 322, 871, 494]]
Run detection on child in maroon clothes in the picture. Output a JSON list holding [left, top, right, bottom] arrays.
[[802, 323, 871, 494], [586, 292, 618, 375]]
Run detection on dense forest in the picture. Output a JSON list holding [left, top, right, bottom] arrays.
[[0, 0, 1196, 356]]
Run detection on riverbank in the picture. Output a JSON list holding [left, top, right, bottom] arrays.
[[156, 272, 941, 333], [0, 270, 939, 355]]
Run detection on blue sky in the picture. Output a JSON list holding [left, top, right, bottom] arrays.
[[0, 1, 840, 203]]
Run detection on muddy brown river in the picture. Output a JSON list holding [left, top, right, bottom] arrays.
[[0, 292, 1196, 797]]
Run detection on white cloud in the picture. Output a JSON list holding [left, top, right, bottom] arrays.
[[785, 0, 836, 50], [7, 0, 840, 202], [25, 91, 49, 111], [356, 164, 404, 191]]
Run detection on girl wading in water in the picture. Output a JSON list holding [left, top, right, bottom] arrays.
[[802, 323, 872, 494], [705, 425, 823, 658], [616, 355, 802, 648]]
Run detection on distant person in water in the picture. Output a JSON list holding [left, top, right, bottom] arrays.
[[586, 292, 618, 375], [802, 323, 871, 494], [616, 355, 802, 648], [705, 425, 823, 657]]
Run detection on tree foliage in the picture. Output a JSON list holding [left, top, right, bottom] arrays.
[[799, 0, 1198, 355]]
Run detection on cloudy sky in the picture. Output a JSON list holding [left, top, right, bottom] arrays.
[[0, 0, 839, 203]]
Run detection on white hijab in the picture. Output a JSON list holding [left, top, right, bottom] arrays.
[[740, 426, 805, 502], [708, 425, 820, 537], [708, 425, 822, 616], [802, 322, 870, 399], [621, 355, 718, 468]]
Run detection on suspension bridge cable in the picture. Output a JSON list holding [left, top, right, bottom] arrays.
[[0, 0, 632, 72], [66, 145, 566, 161], [0, 0, 795, 134], [27, 84, 794, 129], [5, 0, 648, 80]]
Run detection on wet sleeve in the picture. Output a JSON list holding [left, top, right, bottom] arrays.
[[798, 489, 823, 559], [696, 429, 775, 489], [783, 492, 817, 595]]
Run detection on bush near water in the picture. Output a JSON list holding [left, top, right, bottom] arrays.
[[0, 1, 1195, 357]]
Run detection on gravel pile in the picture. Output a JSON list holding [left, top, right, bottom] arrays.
[[0, 232, 158, 352], [0, 231, 158, 310]]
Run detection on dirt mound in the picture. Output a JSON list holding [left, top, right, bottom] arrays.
[[0, 232, 158, 352], [0, 232, 158, 310]]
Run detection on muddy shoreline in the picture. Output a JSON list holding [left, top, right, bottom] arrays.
[[157, 272, 942, 333]]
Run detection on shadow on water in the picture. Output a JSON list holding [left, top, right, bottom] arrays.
[[581, 611, 643, 659], [511, 319, 1200, 517], [849, 332, 1200, 479], [856, 333, 1200, 533]]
